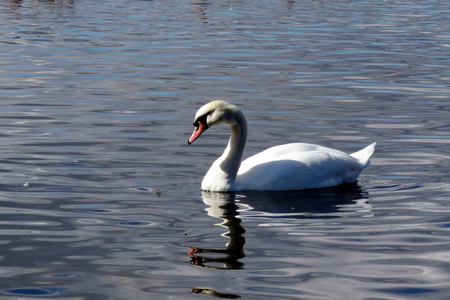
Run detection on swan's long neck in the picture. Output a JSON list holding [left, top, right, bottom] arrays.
[[221, 115, 247, 179], [202, 110, 247, 191]]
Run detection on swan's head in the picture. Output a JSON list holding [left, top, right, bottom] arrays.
[[188, 100, 240, 145]]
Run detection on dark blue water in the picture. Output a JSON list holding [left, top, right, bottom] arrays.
[[1, 0, 449, 299]]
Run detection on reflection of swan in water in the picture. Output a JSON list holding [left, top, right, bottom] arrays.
[[237, 183, 371, 219], [187, 192, 245, 270], [187, 183, 370, 270], [188, 185, 370, 297], [190, 287, 241, 299]]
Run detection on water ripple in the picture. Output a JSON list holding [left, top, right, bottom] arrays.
[[1, 0, 449, 299]]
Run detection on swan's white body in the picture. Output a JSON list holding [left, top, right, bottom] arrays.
[[189, 100, 376, 192]]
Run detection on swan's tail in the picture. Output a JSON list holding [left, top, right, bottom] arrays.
[[350, 142, 376, 168]]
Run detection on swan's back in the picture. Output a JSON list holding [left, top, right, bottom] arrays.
[[236, 142, 376, 191]]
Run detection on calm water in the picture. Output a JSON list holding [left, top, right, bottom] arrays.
[[1, 0, 450, 299]]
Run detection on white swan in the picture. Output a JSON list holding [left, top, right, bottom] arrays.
[[188, 100, 376, 192]]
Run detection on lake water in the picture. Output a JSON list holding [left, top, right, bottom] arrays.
[[1, 0, 450, 299]]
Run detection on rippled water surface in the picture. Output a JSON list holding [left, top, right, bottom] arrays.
[[1, 0, 450, 299]]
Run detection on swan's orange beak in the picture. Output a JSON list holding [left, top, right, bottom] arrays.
[[188, 121, 208, 145]]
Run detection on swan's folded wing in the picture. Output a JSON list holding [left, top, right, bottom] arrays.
[[237, 144, 363, 191]]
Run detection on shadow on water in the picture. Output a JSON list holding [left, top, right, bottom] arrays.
[[189, 183, 369, 298]]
